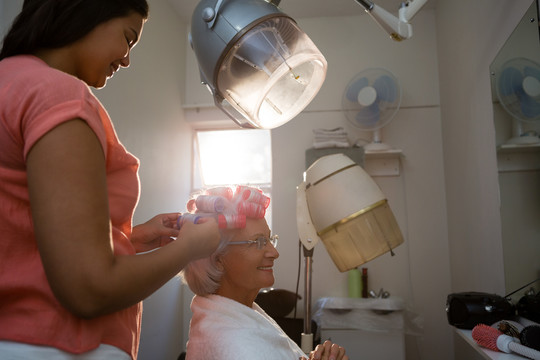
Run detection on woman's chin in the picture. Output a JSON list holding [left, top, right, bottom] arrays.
[[92, 78, 108, 89]]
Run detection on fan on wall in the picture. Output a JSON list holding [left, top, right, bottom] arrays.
[[496, 57, 540, 146], [342, 68, 402, 152]]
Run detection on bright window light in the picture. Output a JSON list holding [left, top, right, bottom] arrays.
[[193, 129, 273, 225], [194, 129, 272, 186]]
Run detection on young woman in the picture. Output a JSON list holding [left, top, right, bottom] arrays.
[[0, 1, 220, 358], [180, 186, 349, 360]]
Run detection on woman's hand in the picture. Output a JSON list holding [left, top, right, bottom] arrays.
[[131, 213, 180, 253], [176, 217, 221, 260], [304, 340, 348, 360]]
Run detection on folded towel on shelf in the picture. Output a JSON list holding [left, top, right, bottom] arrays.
[[313, 140, 350, 149], [314, 134, 348, 141], [312, 127, 350, 149]]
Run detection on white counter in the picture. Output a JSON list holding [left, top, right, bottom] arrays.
[[454, 328, 527, 360]]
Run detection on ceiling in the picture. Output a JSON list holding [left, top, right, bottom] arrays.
[[167, 0, 437, 22]]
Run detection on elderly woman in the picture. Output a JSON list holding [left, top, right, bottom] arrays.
[[180, 186, 348, 360]]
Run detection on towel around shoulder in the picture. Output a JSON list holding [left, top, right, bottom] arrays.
[[186, 294, 306, 360]]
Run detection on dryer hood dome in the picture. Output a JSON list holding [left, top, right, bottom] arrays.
[[190, 0, 327, 129]]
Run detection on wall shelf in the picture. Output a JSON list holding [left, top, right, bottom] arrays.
[[305, 148, 403, 177], [305, 147, 365, 169], [364, 149, 403, 177], [497, 144, 540, 172]]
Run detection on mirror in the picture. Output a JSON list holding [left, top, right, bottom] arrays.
[[490, 0, 540, 302]]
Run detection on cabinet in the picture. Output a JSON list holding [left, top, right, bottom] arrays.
[[314, 297, 406, 359], [321, 328, 405, 359]]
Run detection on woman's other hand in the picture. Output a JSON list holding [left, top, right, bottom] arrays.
[[308, 340, 348, 360], [131, 213, 180, 253]]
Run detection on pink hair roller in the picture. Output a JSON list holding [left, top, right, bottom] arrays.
[[178, 213, 246, 229], [234, 185, 250, 198], [186, 199, 197, 212], [237, 201, 266, 219], [217, 214, 246, 229], [195, 195, 226, 213], [240, 188, 270, 208], [177, 213, 201, 228], [205, 187, 233, 200]]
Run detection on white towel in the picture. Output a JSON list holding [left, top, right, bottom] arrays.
[[313, 141, 350, 149], [312, 127, 350, 148], [186, 294, 307, 360], [312, 127, 347, 136], [314, 134, 348, 140]]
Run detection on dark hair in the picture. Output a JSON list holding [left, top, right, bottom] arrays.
[[0, 0, 149, 60]]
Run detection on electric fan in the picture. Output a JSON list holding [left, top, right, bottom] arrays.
[[342, 68, 402, 152], [496, 57, 540, 146]]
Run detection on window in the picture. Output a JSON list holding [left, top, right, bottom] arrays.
[[193, 129, 273, 225]]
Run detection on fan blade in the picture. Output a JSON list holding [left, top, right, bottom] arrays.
[[521, 68, 540, 119], [524, 65, 540, 81], [499, 66, 524, 96], [355, 104, 380, 127], [373, 75, 397, 102], [346, 77, 369, 103], [519, 92, 540, 119]]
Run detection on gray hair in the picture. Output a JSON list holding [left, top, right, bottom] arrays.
[[179, 234, 231, 296]]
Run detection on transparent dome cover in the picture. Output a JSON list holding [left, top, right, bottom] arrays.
[[216, 17, 327, 129]]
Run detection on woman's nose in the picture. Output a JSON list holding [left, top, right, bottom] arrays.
[[268, 246, 279, 259]]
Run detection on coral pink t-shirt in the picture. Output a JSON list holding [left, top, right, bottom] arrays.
[[0, 55, 142, 359]]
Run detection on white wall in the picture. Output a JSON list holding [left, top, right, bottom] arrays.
[[435, 0, 534, 358], [436, 0, 533, 297], [0, 0, 21, 39]]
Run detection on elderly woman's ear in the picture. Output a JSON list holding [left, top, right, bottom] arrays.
[[214, 255, 225, 271]]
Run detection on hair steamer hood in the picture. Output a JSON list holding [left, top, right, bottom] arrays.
[[296, 153, 404, 353], [297, 153, 404, 272]]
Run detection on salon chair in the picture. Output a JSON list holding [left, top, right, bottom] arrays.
[[255, 288, 320, 348]]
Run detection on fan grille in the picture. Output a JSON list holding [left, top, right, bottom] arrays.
[[342, 68, 402, 131], [496, 57, 540, 123]]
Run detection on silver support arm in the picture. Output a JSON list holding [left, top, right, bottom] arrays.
[[301, 245, 314, 354], [355, 0, 374, 11]]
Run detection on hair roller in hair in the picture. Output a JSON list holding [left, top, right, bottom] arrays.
[[177, 213, 201, 228], [205, 187, 233, 200], [217, 214, 246, 229], [234, 185, 251, 198], [237, 201, 266, 218], [195, 195, 226, 213], [234, 185, 260, 200], [240, 188, 270, 208], [186, 199, 197, 212]]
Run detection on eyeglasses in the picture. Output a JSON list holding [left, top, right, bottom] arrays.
[[228, 234, 279, 250]]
